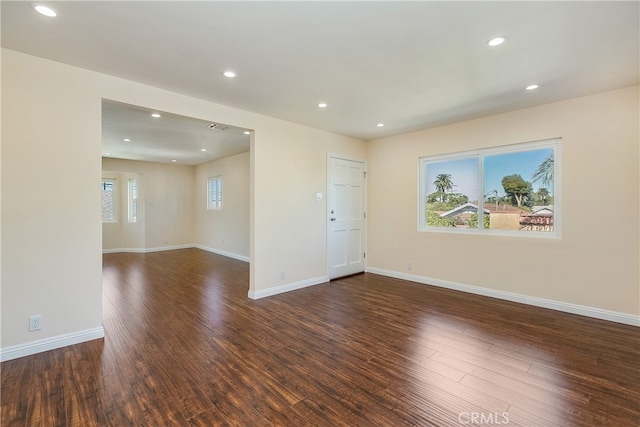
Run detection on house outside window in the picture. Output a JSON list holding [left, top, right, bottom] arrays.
[[419, 138, 560, 237], [101, 178, 117, 222], [207, 176, 222, 210], [128, 179, 137, 222]]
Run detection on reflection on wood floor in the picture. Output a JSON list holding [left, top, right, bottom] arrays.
[[2, 248, 639, 426]]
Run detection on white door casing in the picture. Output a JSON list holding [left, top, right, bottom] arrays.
[[328, 156, 366, 279]]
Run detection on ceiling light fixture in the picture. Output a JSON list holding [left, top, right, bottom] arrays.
[[105, 152, 111, 155], [34, 4, 57, 17], [244, 131, 251, 135], [151, 113, 161, 118], [123, 138, 131, 142], [377, 123, 385, 127], [201, 148, 207, 152], [223, 71, 236, 78], [526, 84, 539, 91], [318, 103, 328, 108], [487, 36, 506, 47], [171, 159, 177, 163], [208, 123, 229, 131]]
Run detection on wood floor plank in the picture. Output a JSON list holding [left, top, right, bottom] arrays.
[[431, 350, 591, 405], [367, 355, 511, 416], [2, 248, 639, 426], [506, 405, 564, 427], [459, 373, 583, 426]]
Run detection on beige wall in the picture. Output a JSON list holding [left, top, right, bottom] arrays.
[[367, 86, 639, 316], [2, 49, 103, 347], [0, 5, 4, 341], [195, 152, 250, 259], [102, 158, 195, 250], [1, 48, 366, 351], [252, 125, 366, 291]]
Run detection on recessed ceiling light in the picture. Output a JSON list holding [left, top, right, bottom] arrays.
[[123, 138, 131, 142], [171, 159, 177, 163], [105, 152, 111, 155], [318, 103, 328, 108], [244, 131, 251, 135], [377, 123, 385, 127], [201, 148, 207, 152], [223, 71, 236, 78], [34, 5, 57, 17], [526, 84, 539, 91], [151, 113, 161, 118], [487, 36, 506, 47]]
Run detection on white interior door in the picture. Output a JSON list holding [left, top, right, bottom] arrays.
[[328, 157, 366, 279]]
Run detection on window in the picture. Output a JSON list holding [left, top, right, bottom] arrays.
[[128, 179, 137, 222], [101, 179, 117, 222], [419, 138, 560, 236], [207, 176, 222, 210]]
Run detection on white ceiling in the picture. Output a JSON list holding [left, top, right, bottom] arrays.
[[2, 1, 638, 162], [102, 100, 250, 165]]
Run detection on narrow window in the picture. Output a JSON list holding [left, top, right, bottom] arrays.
[[128, 179, 137, 222], [207, 176, 222, 210], [101, 179, 117, 222]]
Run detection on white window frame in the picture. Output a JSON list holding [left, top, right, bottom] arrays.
[[418, 138, 561, 238], [101, 178, 117, 223], [207, 176, 222, 210], [128, 179, 137, 223]]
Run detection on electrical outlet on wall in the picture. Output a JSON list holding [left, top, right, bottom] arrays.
[[280, 270, 286, 280], [29, 315, 42, 331], [407, 261, 413, 270]]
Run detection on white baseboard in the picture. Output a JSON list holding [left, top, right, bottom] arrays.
[[193, 244, 250, 263], [0, 326, 105, 362], [102, 247, 144, 254], [103, 244, 194, 254], [248, 275, 329, 299], [145, 244, 195, 253], [366, 267, 639, 327], [103, 244, 251, 263]]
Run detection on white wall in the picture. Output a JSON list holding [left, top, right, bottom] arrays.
[[102, 158, 195, 250], [2, 49, 103, 350], [366, 86, 639, 320], [1, 48, 366, 355], [0, 5, 4, 343], [195, 152, 250, 260], [251, 124, 366, 294]]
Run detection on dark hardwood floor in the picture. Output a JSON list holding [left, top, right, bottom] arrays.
[[2, 248, 639, 426]]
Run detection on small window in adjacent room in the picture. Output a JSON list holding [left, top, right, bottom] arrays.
[[207, 176, 222, 210], [101, 178, 117, 222], [128, 179, 137, 222], [419, 138, 560, 237]]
